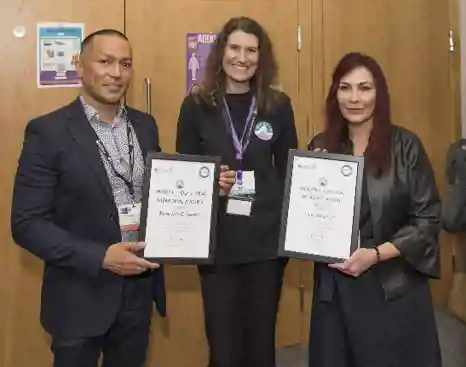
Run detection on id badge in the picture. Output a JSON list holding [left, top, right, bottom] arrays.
[[118, 202, 141, 231], [226, 197, 252, 216], [227, 171, 255, 216]]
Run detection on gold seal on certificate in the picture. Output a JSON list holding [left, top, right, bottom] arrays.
[[138, 153, 220, 264], [278, 150, 364, 263]]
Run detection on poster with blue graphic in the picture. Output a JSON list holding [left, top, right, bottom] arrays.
[[37, 22, 84, 88]]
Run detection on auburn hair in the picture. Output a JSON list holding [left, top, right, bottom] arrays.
[[323, 52, 392, 176]]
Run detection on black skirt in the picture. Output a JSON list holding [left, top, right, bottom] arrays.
[[308, 265, 442, 367]]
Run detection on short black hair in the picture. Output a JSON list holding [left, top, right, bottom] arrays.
[[81, 29, 128, 52]]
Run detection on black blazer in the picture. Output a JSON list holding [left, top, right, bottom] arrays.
[[309, 125, 441, 301], [441, 138, 466, 232], [11, 98, 166, 339]]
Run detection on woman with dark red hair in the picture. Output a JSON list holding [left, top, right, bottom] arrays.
[[307, 52, 442, 367]]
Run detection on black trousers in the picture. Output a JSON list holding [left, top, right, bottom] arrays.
[[308, 268, 442, 367], [51, 277, 153, 367], [198, 258, 287, 367]]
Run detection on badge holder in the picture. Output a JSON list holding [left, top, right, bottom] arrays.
[[118, 202, 142, 231], [226, 171, 255, 216], [226, 196, 254, 216]]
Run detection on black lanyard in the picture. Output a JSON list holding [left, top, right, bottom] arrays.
[[96, 123, 135, 199]]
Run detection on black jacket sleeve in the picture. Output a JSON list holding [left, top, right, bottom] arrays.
[[441, 140, 466, 232], [10, 119, 107, 278], [442, 182, 466, 233], [176, 95, 202, 155], [272, 94, 298, 180], [151, 115, 162, 153], [390, 135, 441, 276], [307, 133, 325, 151]]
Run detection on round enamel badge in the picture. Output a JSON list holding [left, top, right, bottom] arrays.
[[254, 121, 274, 141]]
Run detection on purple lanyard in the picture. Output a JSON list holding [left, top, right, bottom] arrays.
[[222, 96, 257, 185]]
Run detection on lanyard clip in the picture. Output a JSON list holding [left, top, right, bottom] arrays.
[[236, 170, 243, 186]]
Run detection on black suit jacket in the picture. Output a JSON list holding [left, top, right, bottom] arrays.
[[442, 138, 466, 232], [11, 98, 166, 339]]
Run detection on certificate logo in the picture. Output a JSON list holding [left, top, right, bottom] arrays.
[[254, 121, 273, 141], [318, 177, 328, 187], [153, 166, 173, 174], [298, 163, 316, 170], [199, 166, 210, 178], [341, 165, 353, 177], [175, 180, 185, 189]]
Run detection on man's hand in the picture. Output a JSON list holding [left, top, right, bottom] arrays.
[[219, 165, 236, 196], [103, 242, 159, 276]]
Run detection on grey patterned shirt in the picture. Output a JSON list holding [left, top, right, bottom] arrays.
[[80, 96, 144, 242]]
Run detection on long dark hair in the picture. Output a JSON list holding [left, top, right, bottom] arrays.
[[323, 52, 392, 176], [193, 16, 280, 113]]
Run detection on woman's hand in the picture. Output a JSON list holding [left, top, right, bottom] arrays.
[[328, 248, 378, 277], [219, 165, 236, 196]]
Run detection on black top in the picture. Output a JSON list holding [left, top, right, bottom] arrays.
[[176, 90, 298, 263], [341, 140, 374, 246], [317, 140, 376, 301], [357, 175, 374, 246], [223, 91, 252, 136]]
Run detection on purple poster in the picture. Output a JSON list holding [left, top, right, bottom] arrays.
[[186, 33, 217, 94]]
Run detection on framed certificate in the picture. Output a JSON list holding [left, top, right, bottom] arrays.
[[278, 150, 364, 263], [138, 152, 221, 264]]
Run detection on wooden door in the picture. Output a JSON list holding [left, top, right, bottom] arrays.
[[0, 1, 125, 366], [125, 1, 303, 366], [300, 0, 455, 343]]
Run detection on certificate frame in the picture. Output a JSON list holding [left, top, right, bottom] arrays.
[[278, 149, 364, 263], [138, 152, 221, 264]]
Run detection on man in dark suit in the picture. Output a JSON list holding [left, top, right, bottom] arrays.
[[11, 29, 164, 367]]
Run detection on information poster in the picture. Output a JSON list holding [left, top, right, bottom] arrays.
[[186, 33, 216, 94], [37, 22, 84, 88]]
